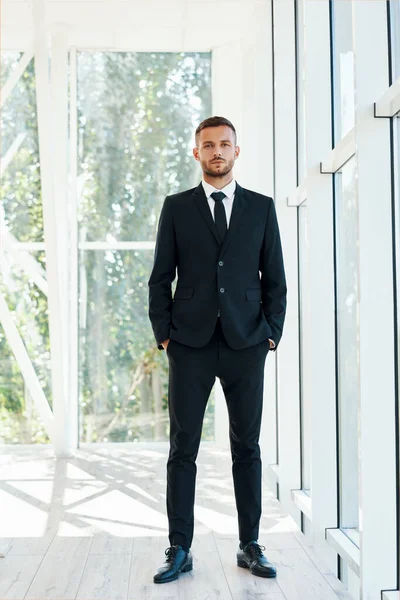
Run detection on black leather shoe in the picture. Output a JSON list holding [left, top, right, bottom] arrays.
[[153, 544, 193, 584], [237, 541, 277, 578]]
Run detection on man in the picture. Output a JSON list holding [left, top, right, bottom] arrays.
[[148, 116, 286, 583]]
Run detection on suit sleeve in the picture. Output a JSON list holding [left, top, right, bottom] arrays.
[[148, 196, 177, 350], [259, 197, 287, 351]]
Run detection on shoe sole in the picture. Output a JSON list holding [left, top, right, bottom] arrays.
[[153, 562, 193, 584], [237, 558, 277, 578]]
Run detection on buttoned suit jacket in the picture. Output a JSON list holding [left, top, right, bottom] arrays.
[[148, 181, 287, 351]]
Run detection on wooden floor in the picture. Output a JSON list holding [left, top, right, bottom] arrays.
[[0, 443, 353, 600]]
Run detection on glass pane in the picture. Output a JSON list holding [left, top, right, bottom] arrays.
[[332, 0, 355, 142], [77, 51, 212, 242], [0, 250, 51, 444], [393, 83, 400, 584], [298, 203, 311, 494], [77, 51, 213, 443], [0, 53, 43, 243], [78, 249, 215, 443], [335, 155, 360, 534], [390, 0, 400, 79], [1, 51, 21, 86], [296, 0, 307, 182]]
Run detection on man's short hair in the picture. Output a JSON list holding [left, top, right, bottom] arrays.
[[195, 116, 237, 146]]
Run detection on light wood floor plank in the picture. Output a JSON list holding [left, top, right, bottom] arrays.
[[90, 532, 134, 555], [266, 548, 346, 600], [76, 553, 131, 600], [6, 532, 57, 556], [0, 554, 42, 600], [24, 537, 92, 600]]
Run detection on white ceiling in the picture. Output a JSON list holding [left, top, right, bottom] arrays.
[[2, 0, 269, 51]]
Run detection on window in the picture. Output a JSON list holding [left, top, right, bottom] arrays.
[[298, 202, 311, 494], [0, 52, 50, 444], [332, 0, 355, 143], [76, 51, 213, 442], [334, 155, 360, 535]]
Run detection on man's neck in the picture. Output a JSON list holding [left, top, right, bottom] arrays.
[[202, 173, 234, 189]]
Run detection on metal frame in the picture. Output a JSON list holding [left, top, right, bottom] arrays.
[[0, 132, 27, 177], [0, 293, 55, 441], [325, 528, 360, 577], [320, 127, 355, 174], [390, 73, 400, 600], [382, 592, 400, 600], [0, 16, 57, 444], [291, 489, 311, 521], [375, 75, 400, 117], [1, 48, 33, 108], [286, 181, 307, 208], [1, 0, 72, 454]]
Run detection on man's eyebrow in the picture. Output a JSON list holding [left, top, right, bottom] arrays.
[[202, 139, 232, 144]]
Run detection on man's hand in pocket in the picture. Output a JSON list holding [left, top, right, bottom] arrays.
[[162, 339, 170, 351]]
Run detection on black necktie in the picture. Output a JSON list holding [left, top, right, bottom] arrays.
[[211, 191, 227, 243]]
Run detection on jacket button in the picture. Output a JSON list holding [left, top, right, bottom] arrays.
[[218, 261, 224, 266], [220, 287, 225, 293]]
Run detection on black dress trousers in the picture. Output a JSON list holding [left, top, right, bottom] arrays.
[[165, 317, 270, 550]]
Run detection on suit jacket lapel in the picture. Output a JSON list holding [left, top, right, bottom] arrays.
[[192, 180, 246, 253]]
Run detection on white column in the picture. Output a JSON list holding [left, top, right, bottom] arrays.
[[32, 0, 72, 455], [303, 0, 338, 573], [271, 0, 301, 524], [69, 47, 79, 450], [212, 4, 278, 465], [49, 23, 72, 454], [352, 1, 397, 597]]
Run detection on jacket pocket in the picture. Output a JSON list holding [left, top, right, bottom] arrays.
[[174, 286, 194, 300], [246, 288, 262, 302]]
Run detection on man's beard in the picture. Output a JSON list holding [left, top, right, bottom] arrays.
[[202, 159, 234, 178]]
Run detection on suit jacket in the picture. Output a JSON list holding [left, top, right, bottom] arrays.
[[148, 181, 287, 351]]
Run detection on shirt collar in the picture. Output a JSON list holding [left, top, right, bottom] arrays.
[[202, 178, 236, 200]]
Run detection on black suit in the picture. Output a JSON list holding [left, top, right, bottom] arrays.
[[148, 180, 286, 549]]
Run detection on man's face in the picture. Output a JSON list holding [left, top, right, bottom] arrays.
[[193, 125, 240, 178]]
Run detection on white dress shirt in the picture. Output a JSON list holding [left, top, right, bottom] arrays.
[[202, 178, 236, 227]]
